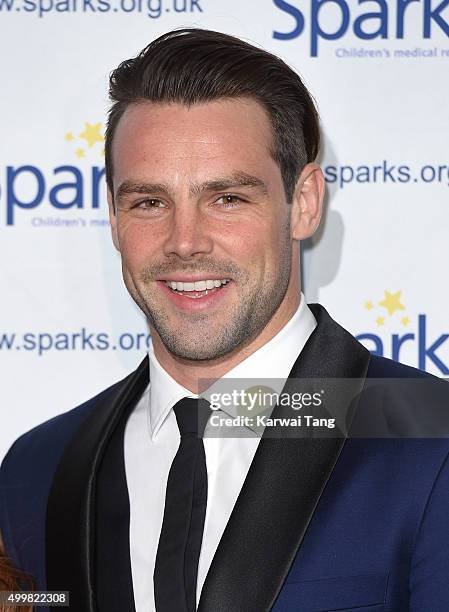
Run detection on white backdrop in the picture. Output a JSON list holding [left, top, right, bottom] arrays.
[[1, 0, 449, 459]]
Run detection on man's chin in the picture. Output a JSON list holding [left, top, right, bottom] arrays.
[[146, 299, 258, 361], [157, 335, 236, 362], [150, 320, 246, 362]]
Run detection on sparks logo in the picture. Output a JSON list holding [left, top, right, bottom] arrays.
[[356, 290, 449, 375], [0, 121, 106, 226], [272, 0, 449, 57]]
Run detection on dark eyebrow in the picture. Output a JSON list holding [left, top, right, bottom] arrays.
[[115, 172, 268, 201], [116, 181, 171, 200]]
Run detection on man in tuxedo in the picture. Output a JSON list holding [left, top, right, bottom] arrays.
[[1, 28, 449, 612]]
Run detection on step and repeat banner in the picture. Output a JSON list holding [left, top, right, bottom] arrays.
[[1, 0, 448, 458]]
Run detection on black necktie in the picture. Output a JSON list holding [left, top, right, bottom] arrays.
[[154, 397, 211, 612]]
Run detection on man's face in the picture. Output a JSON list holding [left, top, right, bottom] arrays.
[[109, 97, 296, 361]]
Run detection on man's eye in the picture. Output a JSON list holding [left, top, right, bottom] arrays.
[[135, 198, 165, 210], [215, 194, 242, 208]]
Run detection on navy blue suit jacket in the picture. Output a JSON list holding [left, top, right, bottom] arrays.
[[1, 304, 449, 611]]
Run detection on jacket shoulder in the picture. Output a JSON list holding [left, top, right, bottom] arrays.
[[367, 354, 436, 379]]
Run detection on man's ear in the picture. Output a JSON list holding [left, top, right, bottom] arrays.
[[290, 162, 325, 240], [107, 188, 120, 252]]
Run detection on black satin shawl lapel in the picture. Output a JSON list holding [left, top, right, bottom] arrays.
[[45, 355, 149, 612], [94, 383, 140, 612], [198, 304, 371, 612]]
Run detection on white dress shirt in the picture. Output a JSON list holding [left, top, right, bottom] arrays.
[[124, 295, 316, 611]]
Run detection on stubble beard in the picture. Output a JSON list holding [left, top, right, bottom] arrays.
[[125, 228, 292, 362]]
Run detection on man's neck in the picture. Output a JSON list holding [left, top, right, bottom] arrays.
[[150, 291, 301, 393]]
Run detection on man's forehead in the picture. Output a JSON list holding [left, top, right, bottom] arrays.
[[111, 98, 278, 193], [114, 97, 273, 141]]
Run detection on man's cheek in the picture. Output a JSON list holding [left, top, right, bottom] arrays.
[[228, 233, 265, 259], [119, 231, 153, 266]]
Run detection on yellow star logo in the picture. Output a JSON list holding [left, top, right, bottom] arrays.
[[65, 131, 74, 142], [401, 316, 410, 326], [79, 122, 104, 148], [379, 290, 405, 316], [76, 148, 86, 159], [365, 300, 374, 310], [376, 316, 385, 326]]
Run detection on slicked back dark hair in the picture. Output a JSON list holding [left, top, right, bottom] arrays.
[[105, 28, 320, 203]]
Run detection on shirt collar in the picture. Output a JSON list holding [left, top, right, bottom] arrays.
[[147, 346, 196, 440], [147, 293, 316, 439]]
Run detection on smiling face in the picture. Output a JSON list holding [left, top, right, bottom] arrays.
[[109, 97, 317, 361]]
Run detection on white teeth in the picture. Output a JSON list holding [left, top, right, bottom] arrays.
[[194, 280, 207, 291], [165, 278, 230, 292]]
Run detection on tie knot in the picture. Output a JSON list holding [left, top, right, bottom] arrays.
[[173, 398, 211, 437]]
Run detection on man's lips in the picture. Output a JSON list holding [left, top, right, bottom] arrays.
[[156, 279, 233, 312]]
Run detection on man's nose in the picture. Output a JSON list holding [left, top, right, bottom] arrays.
[[162, 203, 214, 260]]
